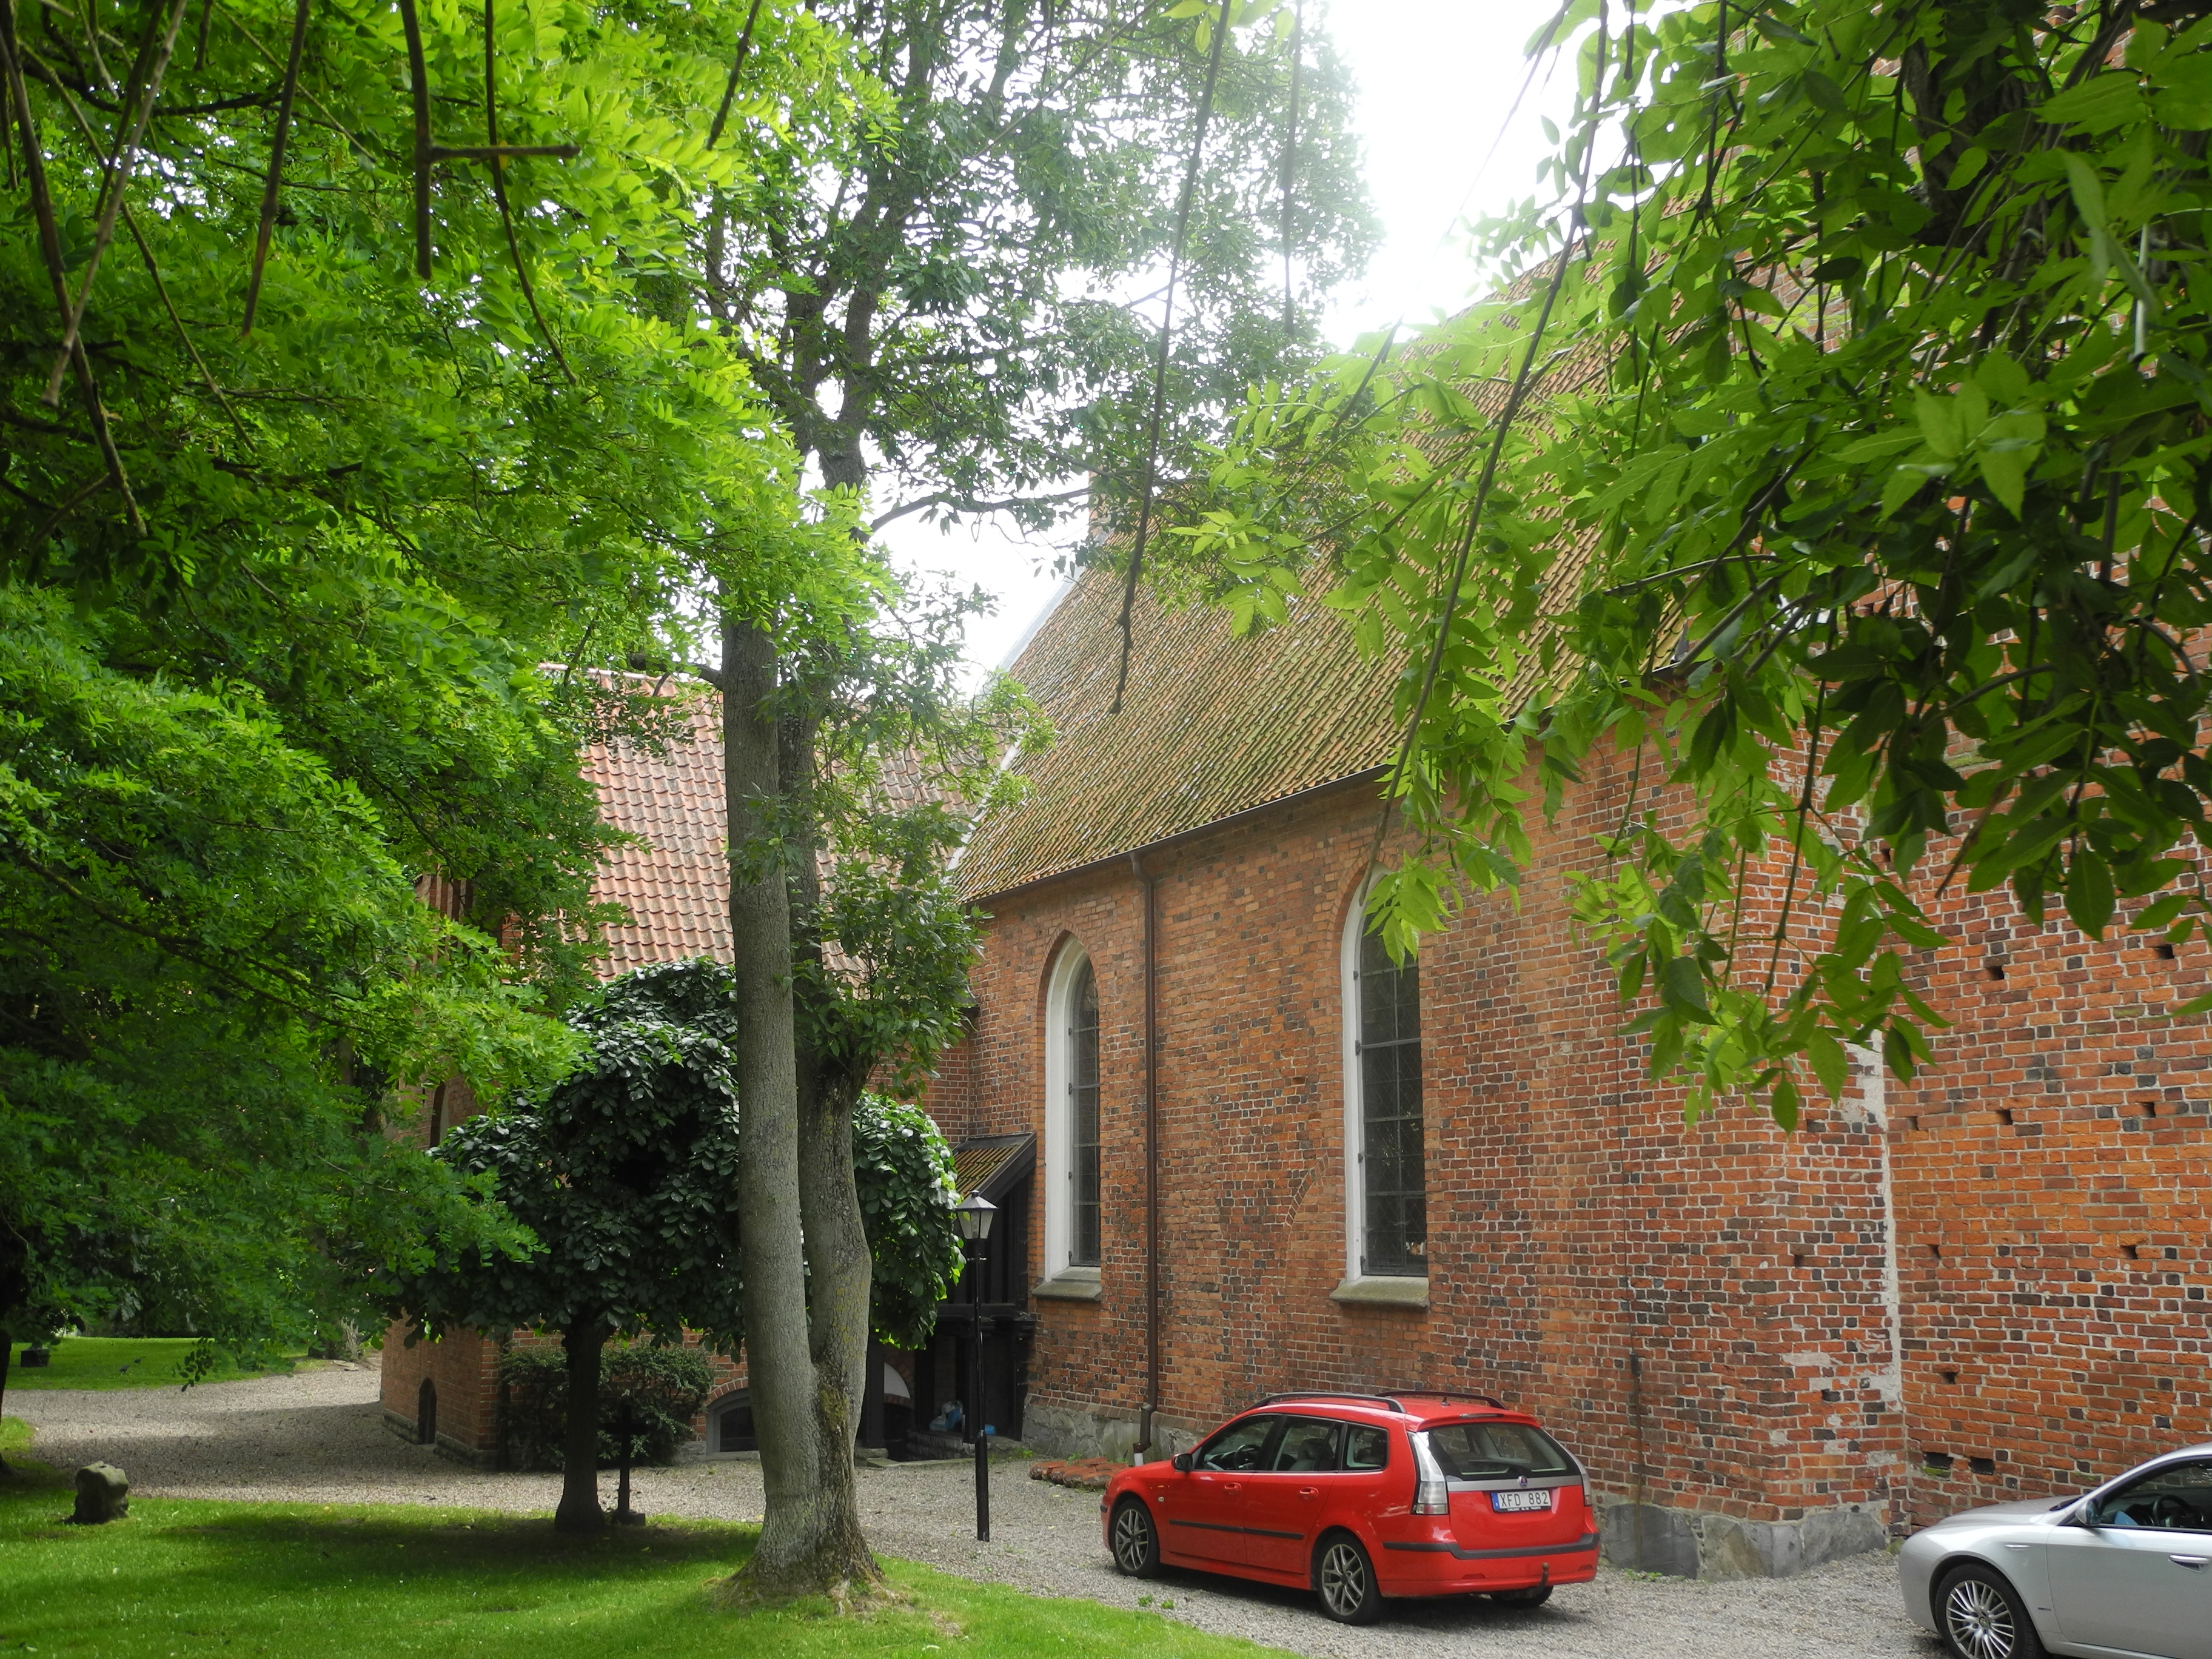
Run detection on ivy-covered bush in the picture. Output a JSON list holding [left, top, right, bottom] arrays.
[[497, 1342, 714, 1472], [853, 1093, 965, 1350]]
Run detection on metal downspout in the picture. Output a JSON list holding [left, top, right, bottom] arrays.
[[1132, 850, 1161, 1460]]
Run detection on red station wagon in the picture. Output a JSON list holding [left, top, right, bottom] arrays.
[[1100, 1391, 1599, 1625]]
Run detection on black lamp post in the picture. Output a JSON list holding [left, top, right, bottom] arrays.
[[953, 1190, 997, 1543]]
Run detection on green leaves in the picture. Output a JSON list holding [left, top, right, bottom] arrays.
[[384, 959, 749, 1355], [0, 0, 862, 1348], [2041, 73, 2148, 136], [852, 1094, 964, 1350], [1198, 0, 2212, 1133]]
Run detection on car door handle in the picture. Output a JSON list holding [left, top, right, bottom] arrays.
[[2170, 1555, 2209, 1569], [1298, 1487, 1319, 1500], [1221, 1483, 1242, 1493]]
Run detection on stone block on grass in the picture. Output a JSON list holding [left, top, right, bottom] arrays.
[[70, 1463, 130, 1524]]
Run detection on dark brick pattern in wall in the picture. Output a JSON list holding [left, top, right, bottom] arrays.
[[1888, 878, 2212, 1527]]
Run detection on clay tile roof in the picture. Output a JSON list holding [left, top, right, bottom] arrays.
[[954, 568, 1402, 900], [578, 675, 945, 979], [581, 680, 731, 975]]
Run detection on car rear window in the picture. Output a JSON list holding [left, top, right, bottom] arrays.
[[1424, 1421, 1574, 1480], [1345, 1424, 1390, 1470]]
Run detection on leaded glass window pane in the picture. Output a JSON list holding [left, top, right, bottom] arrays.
[[1070, 961, 1101, 1267], [1357, 926, 1425, 1275]]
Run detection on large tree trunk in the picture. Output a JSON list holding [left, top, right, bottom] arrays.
[[794, 1069, 876, 1549], [0, 1326, 13, 1476], [723, 612, 880, 1600], [555, 1320, 610, 1535], [777, 697, 877, 1575]]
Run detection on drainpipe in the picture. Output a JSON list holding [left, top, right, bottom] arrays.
[[1131, 850, 1161, 1460], [1852, 1038, 1905, 1533]]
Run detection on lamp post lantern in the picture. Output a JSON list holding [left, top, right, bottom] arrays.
[[953, 1191, 997, 1543]]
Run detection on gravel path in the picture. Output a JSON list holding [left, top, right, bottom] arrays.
[[13, 1368, 1938, 1659]]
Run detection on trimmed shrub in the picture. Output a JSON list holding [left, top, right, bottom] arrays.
[[495, 1342, 714, 1472]]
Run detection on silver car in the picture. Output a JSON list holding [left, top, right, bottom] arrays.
[[1901, 1444, 2212, 1659]]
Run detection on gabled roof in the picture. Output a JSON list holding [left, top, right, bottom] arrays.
[[951, 1133, 1036, 1204], [954, 568, 1401, 900]]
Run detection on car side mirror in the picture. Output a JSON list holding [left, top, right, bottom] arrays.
[[1171, 1453, 1193, 1472]]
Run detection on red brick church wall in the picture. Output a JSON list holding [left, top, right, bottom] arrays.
[[927, 739, 2212, 1555], [1888, 874, 2212, 1527]]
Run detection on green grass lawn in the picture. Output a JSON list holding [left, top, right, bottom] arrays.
[[0, 1459, 1281, 1659], [5, 1338, 303, 1392]]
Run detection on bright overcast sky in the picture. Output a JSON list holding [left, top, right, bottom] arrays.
[[875, 0, 1575, 683]]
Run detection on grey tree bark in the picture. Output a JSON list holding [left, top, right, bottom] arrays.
[[554, 1319, 610, 1534], [722, 611, 880, 1599], [782, 703, 877, 1581]]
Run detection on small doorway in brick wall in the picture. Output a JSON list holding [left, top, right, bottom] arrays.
[[917, 1134, 1034, 1449], [417, 1379, 437, 1446], [711, 1390, 756, 1453]]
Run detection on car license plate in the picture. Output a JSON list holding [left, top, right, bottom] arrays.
[[1491, 1489, 1553, 1513]]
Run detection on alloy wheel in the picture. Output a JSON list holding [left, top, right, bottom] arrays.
[[1945, 1575, 2018, 1659], [1111, 1503, 1155, 1574], [1318, 1540, 1369, 1617]]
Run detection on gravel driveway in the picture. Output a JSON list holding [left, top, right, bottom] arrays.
[[13, 1367, 1939, 1659]]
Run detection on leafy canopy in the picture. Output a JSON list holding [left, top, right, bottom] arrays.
[[385, 960, 750, 1352], [702, 0, 1376, 521], [0, 0, 862, 1344]]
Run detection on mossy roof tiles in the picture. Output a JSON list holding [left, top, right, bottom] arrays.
[[954, 568, 1403, 900]]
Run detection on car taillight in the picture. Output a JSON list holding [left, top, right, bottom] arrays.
[[1411, 1432, 1450, 1515]]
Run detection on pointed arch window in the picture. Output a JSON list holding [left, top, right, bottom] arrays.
[[1068, 961, 1101, 1267], [1344, 909, 1426, 1279], [1042, 943, 1104, 1284]]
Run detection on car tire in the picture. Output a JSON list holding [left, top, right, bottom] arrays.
[[1313, 1531, 1385, 1626], [1935, 1563, 2046, 1659], [1490, 1584, 1553, 1608], [1109, 1498, 1163, 1579]]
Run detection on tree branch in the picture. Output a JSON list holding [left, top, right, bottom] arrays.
[[42, 0, 192, 404], [868, 485, 1088, 532], [240, 0, 309, 337]]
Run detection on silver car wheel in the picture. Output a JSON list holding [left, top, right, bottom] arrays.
[[1945, 1575, 2018, 1659], [1111, 1503, 1154, 1574], [1319, 1540, 1369, 1617]]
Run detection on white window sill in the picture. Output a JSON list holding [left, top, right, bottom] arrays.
[[1031, 1268, 1103, 1302], [1330, 1275, 1429, 1309]]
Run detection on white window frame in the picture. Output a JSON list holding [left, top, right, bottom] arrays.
[[1041, 940, 1101, 1287], [1338, 885, 1429, 1302]]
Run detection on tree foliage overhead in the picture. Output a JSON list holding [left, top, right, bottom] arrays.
[[1191, 0, 2210, 1123], [0, 0, 861, 1356], [703, 0, 1376, 521]]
